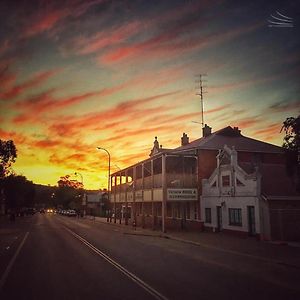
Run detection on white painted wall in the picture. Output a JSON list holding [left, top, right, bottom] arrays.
[[201, 195, 260, 233], [201, 146, 261, 234]]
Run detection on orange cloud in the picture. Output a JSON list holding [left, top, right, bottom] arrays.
[[141, 105, 229, 128], [0, 128, 29, 145], [254, 123, 282, 136], [75, 21, 142, 55], [47, 90, 179, 136], [12, 82, 127, 124], [233, 117, 261, 129], [99, 20, 262, 65], [205, 105, 230, 114], [73, 0, 213, 60], [22, 0, 106, 38], [23, 9, 69, 38], [1, 69, 61, 101], [33, 139, 63, 149], [49, 152, 90, 171], [0, 71, 16, 92]]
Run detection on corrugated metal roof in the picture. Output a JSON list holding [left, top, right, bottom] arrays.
[[173, 126, 283, 154], [111, 126, 283, 175]]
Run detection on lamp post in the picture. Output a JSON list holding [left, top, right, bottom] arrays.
[[75, 172, 85, 217], [96, 147, 112, 222]]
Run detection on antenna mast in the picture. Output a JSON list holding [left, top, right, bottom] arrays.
[[195, 74, 207, 128]]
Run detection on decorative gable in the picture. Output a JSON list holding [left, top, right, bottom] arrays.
[[202, 145, 259, 197], [149, 136, 160, 157], [236, 177, 245, 186]]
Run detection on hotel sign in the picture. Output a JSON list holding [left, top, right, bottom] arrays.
[[167, 189, 198, 201]]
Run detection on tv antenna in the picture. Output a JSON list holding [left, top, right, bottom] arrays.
[[195, 74, 207, 128]]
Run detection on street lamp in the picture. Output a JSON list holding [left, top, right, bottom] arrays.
[[74, 172, 83, 185], [96, 147, 112, 221], [75, 172, 86, 216]]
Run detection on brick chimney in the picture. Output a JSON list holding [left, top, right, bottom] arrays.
[[181, 133, 189, 146], [233, 127, 241, 135], [202, 124, 212, 137]]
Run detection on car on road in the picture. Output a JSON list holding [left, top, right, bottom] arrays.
[[25, 208, 36, 215], [67, 210, 77, 217]]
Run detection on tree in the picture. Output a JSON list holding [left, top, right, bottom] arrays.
[[33, 184, 57, 208], [281, 115, 300, 190], [0, 139, 17, 177], [58, 175, 83, 189], [2, 175, 35, 212], [56, 175, 83, 209]]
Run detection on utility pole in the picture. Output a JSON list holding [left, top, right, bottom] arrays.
[[195, 74, 207, 128]]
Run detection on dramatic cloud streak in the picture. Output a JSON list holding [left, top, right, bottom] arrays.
[[1, 69, 61, 100]]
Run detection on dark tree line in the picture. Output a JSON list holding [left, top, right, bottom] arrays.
[[2, 175, 36, 211], [56, 175, 84, 210], [0, 139, 35, 215], [0, 139, 92, 215]]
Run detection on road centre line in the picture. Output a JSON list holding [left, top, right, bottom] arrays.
[[64, 226, 169, 300], [0, 232, 29, 291], [57, 217, 298, 270]]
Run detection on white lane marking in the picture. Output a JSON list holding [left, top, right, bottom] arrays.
[[0, 232, 29, 290], [64, 227, 169, 300], [56, 217, 90, 229], [73, 222, 90, 229]]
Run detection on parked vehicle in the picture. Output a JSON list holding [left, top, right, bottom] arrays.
[[25, 208, 36, 215], [68, 210, 77, 217]]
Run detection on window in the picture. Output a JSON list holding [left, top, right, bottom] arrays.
[[194, 203, 198, 220], [205, 208, 211, 223], [173, 203, 181, 218], [228, 208, 242, 226], [222, 175, 230, 186], [186, 202, 191, 220]]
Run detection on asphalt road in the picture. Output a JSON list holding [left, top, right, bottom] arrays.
[[0, 213, 299, 300]]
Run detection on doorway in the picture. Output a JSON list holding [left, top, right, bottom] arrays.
[[216, 206, 222, 231], [247, 206, 256, 236]]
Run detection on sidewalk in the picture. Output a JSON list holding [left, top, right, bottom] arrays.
[[89, 216, 300, 268]]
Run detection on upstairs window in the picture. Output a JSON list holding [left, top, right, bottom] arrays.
[[222, 175, 230, 187]]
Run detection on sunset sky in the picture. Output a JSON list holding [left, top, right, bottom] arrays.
[[0, 0, 299, 190]]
